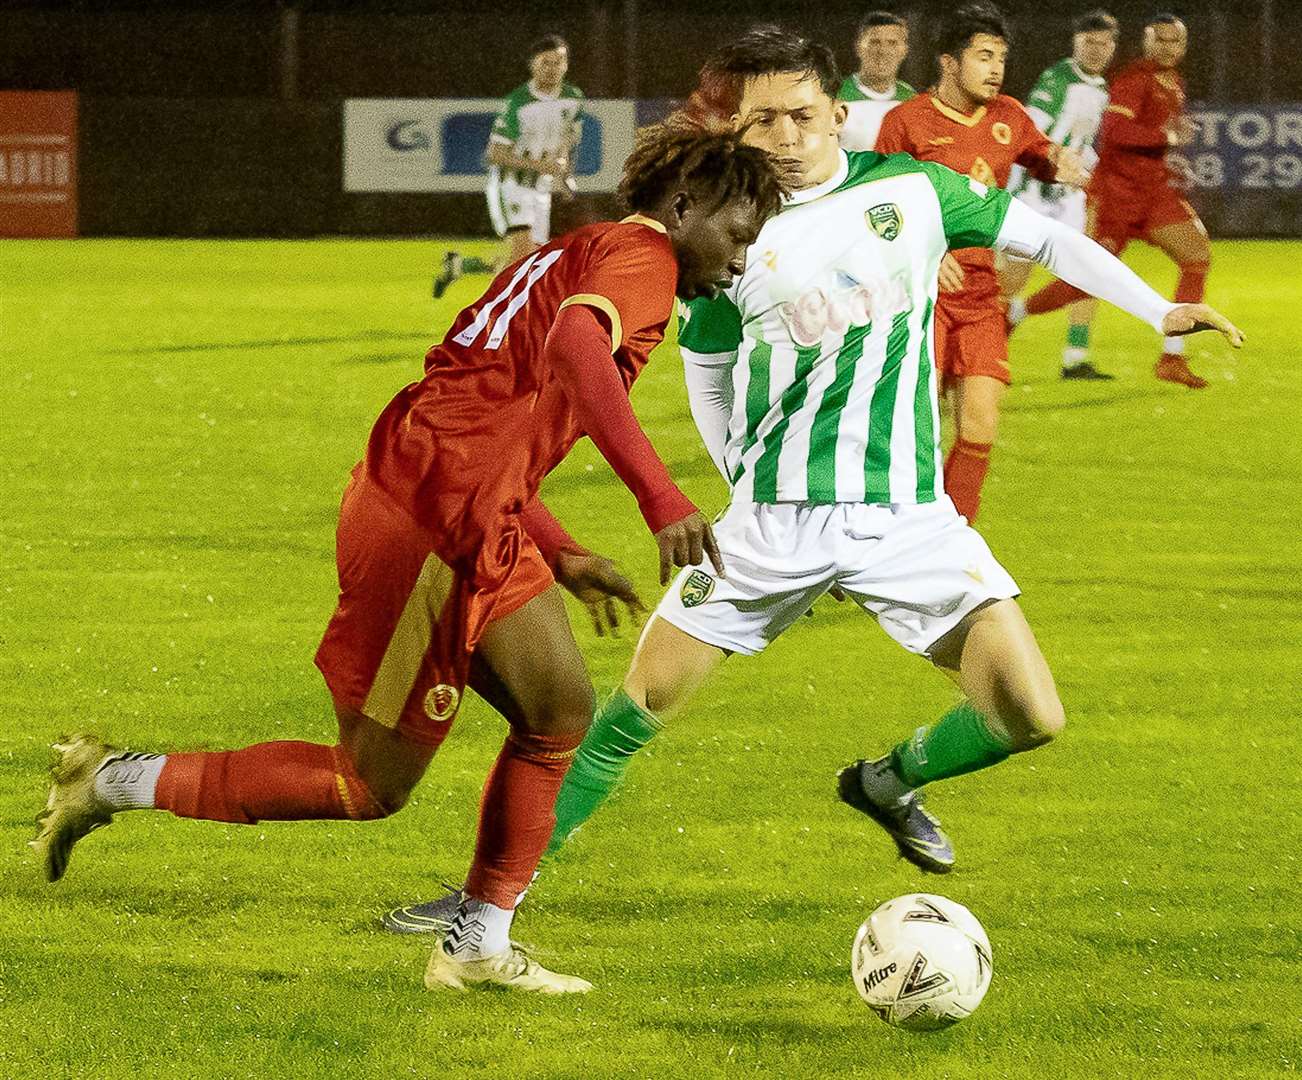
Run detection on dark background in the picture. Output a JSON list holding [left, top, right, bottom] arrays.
[[4, 0, 1299, 236]]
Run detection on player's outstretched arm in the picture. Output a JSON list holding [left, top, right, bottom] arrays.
[[994, 198, 1243, 348], [544, 303, 725, 583]]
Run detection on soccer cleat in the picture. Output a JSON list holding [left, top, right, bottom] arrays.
[[838, 758, 955, 874], [31, 734, 117, 883], [1061, 361, 1115, 381], [432, 250, 463, 300], [1154, 355, 1208, 389], [424, 940, 593, 994], [381, 883, 464, 935]]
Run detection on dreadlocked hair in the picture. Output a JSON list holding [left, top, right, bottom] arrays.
[[619, 124, 789, 221]]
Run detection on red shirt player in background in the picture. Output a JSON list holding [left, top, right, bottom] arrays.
[[876, 2, 1089, 522], [33, 128, 787, 995], [1012, 14, 1212, 388]]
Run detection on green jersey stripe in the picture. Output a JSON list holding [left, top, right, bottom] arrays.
[[732, 338, 771, 483], [753, 345, 820, 501], [912, 298, 937, 501], [864, 311, 911, 500], [806, 323, 870, 500]]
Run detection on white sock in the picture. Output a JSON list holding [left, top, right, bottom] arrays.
[[443, 896, 514, 959], [1062, 346, 1089, 370], [1007, 296, 1027, 326], [93, 752, 167, 810], [1161, 335, 1186, 355]]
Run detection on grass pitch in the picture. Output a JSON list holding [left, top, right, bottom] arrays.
[[2, 238, 1299, 1079]]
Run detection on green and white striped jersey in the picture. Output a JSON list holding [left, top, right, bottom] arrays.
[[1011, 59, 1107, 196], [679, 150, 1013, 507], [489, 81, 585, 189], [837, 75, 916, 151]]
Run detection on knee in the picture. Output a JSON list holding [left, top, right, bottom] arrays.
[[1006, 694, 1066, 751], [959, 402, 1000, 445], [516, 677, 595, 738], [338, 745, 416, 819]]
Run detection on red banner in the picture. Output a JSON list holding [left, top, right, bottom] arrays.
[[0, 91, 78, 237]]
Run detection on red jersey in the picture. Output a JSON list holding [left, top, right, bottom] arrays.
[[1094, 59, 1184, 193], [876, 92, 1057, 310], [364, 217, 678, 556]]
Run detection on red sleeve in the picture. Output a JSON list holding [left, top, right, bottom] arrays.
[[520, 497, 585, 570], [1100, 70, 1168, 150], [559, 226, 677, 359], [874, 105, 912, 154], [544, 303, 696, 534], [1014, 107, 1059, 182]]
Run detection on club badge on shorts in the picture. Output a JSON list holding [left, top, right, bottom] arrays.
[[424, 684, 461, 723], [866, 203, 903, 242], [680, 569, 716, 608]]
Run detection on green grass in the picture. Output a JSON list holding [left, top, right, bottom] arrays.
[[2, 237, 1299, 1079]]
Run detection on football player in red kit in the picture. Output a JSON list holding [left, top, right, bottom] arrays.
[[876, 2, 1089, 521], [32, 127, 787, 994], [1010, 14, 1213, 389]]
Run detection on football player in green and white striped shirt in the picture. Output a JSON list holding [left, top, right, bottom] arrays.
[[433, 35, 584, 298], [838, 11, 916, 152], [385, 27, 1242, 932], [1003, 10, 1119, 379]]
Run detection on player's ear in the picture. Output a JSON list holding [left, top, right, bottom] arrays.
[[730, 112, 743, 133], [831, 100, 848, 135], [670, 189, 692, 228]]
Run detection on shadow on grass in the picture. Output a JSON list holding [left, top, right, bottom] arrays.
[[104, 330, 431, 355]]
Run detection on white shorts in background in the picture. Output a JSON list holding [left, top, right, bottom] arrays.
[[1013, 183, 1087, 233], [486, 173, 551, 246], [654, 498, 1019, 659]]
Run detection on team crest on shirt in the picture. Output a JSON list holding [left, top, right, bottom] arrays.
[[424, 684, 461, 722], [991, 121, 1012, 145], [680, 569, 716, 608], [866, 202, 903, 241]]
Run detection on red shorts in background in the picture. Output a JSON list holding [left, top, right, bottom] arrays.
[[1088, 182, 1200, 254], [934, 302, 1011, 390], [314, 466, 553, 746]]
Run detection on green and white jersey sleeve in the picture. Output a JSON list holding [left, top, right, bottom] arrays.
[[701, 150, 1011, 507], [1012, 59, 1108, 193], [489, 81, 585, 189], [837, 76, 916, 152], [678, 295, 742, 478]]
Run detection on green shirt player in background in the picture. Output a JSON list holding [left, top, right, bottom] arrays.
[[837, 11, 915, 151], [383, 25, 1241, 941], [433, 35, 584, 298], [1001, 10, 1119, 380]]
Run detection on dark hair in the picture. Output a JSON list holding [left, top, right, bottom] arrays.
[[857, 11, 908, 37], [1073, 9, 1119, 36], [528, 34, 568, 59], [619, 125, 789, 221], [935, 3, 1011, 61], [1145, 12, 1184, 28], [677, 25, 842, 130]]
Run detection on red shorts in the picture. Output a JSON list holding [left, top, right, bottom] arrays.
[[314, 466, 553, 745], [1088, 183, 1200, 254], [934, 301, 1010, 390]]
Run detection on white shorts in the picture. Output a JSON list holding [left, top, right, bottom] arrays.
[[486, 174, 551, 246], [1013, 183, 1086, 233], [654, 498, 1019, 659]]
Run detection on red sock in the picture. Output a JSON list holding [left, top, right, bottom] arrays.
[[464, 729, 582, 909], [154, 741, 385, 823], [1174, 262, 1208, 305], [945, 439, 993, 521], [1025, 278, 1087, 317]]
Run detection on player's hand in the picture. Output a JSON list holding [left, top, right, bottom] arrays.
[[1166, 117, 1197, 147], [938, 253, 966, 293], [653, 512, 725, 586], [537, 153, 571, 180], [554, 550, 646, 637], [1051, 146, 1091, 189], [1161, 304, 1245, 348]]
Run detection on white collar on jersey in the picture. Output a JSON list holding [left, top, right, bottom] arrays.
[[1067, 59, 1107, 86], [852, 74, 900, 100], [783, 150, 850, 207]]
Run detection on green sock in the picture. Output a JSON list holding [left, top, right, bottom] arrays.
[[461, 255, 495, 274], [890, 702, 1013, 788], [1067, 323, 1090, 349], [544, 688, 663, 859]]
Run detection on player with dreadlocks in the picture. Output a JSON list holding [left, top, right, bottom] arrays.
[[32, 127, 788, 995]]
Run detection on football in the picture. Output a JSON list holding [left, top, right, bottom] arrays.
[[851, 893, 993, 1031]]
